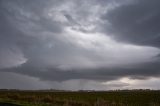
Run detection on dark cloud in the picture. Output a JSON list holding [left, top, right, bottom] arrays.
[[0, 0, 160, 90], [102, 0, 160, 47], [1, 59, 160, 82]]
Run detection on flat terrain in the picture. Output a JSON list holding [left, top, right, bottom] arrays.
[[0, 103, 20, 106], [0, 90, 160, 106]]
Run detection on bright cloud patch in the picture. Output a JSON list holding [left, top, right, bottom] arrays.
[[55, 27, 160, 69], [0, 47, 27, 69]]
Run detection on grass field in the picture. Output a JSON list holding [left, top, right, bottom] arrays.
[[0, 90, 160, 106]]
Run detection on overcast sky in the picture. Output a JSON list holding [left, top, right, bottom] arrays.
[[0, 0, 160, 90]]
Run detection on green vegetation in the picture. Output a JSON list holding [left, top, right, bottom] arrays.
[[0, 90, 160, 106]]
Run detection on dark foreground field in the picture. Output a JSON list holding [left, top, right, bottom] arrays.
[[0, 90, 160, 106], [0, 103, 20, 106]]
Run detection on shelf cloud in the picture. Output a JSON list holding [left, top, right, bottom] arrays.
[[0, 0, 160, 90]]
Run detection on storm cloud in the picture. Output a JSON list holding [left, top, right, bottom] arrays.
[[102, 0, 160, 47], [0, 0, 160, 90]]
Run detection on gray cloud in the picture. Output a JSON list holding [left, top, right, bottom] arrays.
[[102, 0, 160, 47], [2, 59, 160, 82], [0, 0, 160, 90]]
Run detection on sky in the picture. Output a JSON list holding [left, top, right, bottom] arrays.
[[0, 0, 160, 90]]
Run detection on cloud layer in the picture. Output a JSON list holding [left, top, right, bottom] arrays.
[[0, 0, 160, 90]]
